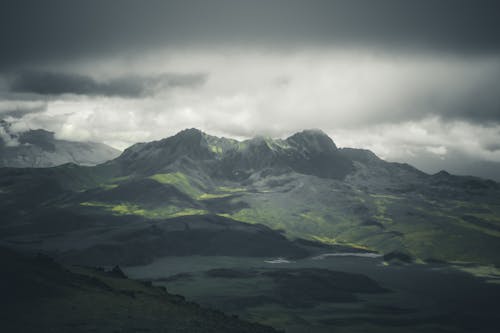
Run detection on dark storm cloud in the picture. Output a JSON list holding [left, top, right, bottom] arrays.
[[421, 65, 500, 124], [1, 0, 500, 69], [484, 143, 500, 152], [2, 0, 500, 181], [450, 78, 500, 124], [7, 71, 207, 97]]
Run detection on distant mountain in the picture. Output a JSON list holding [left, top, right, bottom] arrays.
[[396, 148, 500, 182], [0, 120, 120, 167], [1, 128, 500, 266]]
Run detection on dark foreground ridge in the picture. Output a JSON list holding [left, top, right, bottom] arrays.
[[0, 247, 280, 333]]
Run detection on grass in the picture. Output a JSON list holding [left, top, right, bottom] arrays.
[[212, 188, 500, 264], [451, 264, 500, 284], [80, 201, 207, 219], [198, 193, 232, 200], [169, 208, 208, 218], [209, 145, 223, 154], [466, 212, 500, 224], [99, 183, 119, 190], [224, 203, 367, 249], [217, 186, 247, 193], [370, 194, 398, 224], [457, 218, 500, 238], [370, 194, 402, 200], [310, 236, 372, 251], [227, 207, 289, 231], [149, 172, 203, 198], [422, 208, 500, 238], [300, 211, 326, 225], [109, 175, 132, 183], [82, 174, 500, 265], [149, 173, 247, 201]]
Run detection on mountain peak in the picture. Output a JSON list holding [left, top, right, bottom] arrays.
[[286, 129, 337, 153], [433, 170, 451, 177], [115, 128, 353, 179], [295, 128, 329, 136], [174, 128, 204, 138]]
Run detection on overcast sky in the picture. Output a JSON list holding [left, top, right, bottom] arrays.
[[1, 0, 500, 180]]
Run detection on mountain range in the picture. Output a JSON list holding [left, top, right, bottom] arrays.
[[1, 128, 500, 266], [0, 120, 120, 167]]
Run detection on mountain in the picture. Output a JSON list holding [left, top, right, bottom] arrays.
[[1, 128, 500, 266], [0, 120, 120, 167], [113, 128, 353, 179], [398, 148, 500, 182], [0, 247, 279, 333]]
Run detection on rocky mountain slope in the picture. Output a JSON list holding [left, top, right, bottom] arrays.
[[1, 128, 499, 265], [0, 120, 120, 167]]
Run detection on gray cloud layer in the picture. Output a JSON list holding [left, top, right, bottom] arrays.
[[1, 0, 500, 70], [0, 100, 47, 118], [1, 1, 500, 180], [7, 71, 207, 97]]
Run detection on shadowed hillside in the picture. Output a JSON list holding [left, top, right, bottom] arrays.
[[0, 247, 279, 333]]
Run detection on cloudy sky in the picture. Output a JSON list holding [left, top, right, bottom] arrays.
[[1, 0, 500, 180]]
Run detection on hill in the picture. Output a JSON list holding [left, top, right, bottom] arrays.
[[1, 128, 500, 265], [0, 247, 279, 333]]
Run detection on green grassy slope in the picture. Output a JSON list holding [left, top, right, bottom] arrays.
[[2, 129, 500, 265], [67, 167, 500, 265]]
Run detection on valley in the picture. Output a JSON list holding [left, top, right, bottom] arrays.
[[1, 128, 500, 332], [125, 254, 500, 333], [3, 2, 499, 332]]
